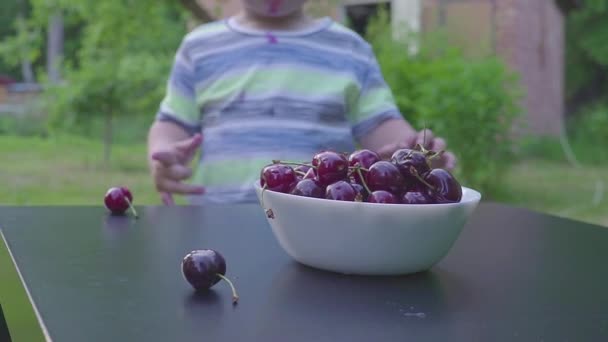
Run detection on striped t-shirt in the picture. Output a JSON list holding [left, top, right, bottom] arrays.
[[156, 16, 403, 204]]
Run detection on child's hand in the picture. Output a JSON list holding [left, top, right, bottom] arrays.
[[149, 133, 206, 205], [377, 129, 457, 170]]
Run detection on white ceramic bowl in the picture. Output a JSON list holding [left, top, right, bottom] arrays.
[[255, 181, 481, 275]]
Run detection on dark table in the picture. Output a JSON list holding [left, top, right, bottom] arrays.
[[1, 203, 608, 342]]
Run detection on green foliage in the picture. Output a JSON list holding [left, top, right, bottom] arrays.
[[515, 103, 608, 166], [567, 104, 608, 164], [0, 0, 191, 155], [0, 114, 48, 137], [0, 0, 20, 78], [565, 0, 608, 109], [0, 15, 42, 80], [40, 1, 188, 130], [365, 10, 522, 197]]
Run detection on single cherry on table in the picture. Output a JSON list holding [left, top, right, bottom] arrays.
[[104, 186, 138, 218], [181, 249, 239, 304]]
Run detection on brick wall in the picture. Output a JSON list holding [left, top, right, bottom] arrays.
[[495, 0, 565, 136], [422, 0, 565, 137]]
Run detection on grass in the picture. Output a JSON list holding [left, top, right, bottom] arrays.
[[0, 134, 606, 227], [0, 134, 163, 206], [502, 159, 608, 227], [0, 234, 46, 342]]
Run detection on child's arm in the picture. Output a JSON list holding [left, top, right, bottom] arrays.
[[350, 46, 456, 169], [147, 36, 206, 204], [147, 121, 206, 205], [360, 118, 456, 169]]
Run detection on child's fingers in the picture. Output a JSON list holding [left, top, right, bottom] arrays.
[[165, 164, 193, 181], [160, 179, 206, 195], [416, 129, 435, 148], [443, 152, 457, 170], [430, 137, 447, 152], [175, 133, 203, 154], [161, 192, 175, 206], [151, 150, 179, 167]]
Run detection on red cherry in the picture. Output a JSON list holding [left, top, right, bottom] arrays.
[[291, 179, 325, 198], [294, 164, 312, 174], [325, 180, 357, 201], [181, 249, 239, 304], [312, 151, 349, 186], [104, 187, 138, 218], [303, 168, 316, 180], [366, 161, 404, 194], [368, 190, 398, 204], [348, 149, 380, 184], [391, 148, 431, 185], [260, 164, 298, 193], [349, 149, 380, 169], [350, 182, 368, 202], [401, 191, 436, 204], [424, 169, 463, 203]]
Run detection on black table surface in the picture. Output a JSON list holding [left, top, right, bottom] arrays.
[[1, 203, 608, 342]]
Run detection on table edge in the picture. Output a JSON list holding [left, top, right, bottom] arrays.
[[1, 228, 53, 342]]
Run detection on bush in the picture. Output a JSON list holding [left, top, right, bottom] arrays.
[[515, 104, 608, 166], [365, 10, 523, 198], [567, 104, 608, 164]]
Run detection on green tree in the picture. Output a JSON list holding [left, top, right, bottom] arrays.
[[565, 0, 608, 111], [0, 0, 39, 82], [0, 0, 197, 165]]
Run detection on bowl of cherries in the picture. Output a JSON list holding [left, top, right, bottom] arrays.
[[254, 145, 481, 276]]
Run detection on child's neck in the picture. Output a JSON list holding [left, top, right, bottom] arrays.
[[234, 9, 316, 32]]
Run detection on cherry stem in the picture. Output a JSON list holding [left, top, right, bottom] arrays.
[[351, 166, 369, 172], [355, 166, 373, 195], [124, 197, 138, 218], [295, 171, 307, 177], [423, 121, 427, 147], [410, 166, 435, 191], [428, 150, 445, 160], [216, 273, 239, 304]]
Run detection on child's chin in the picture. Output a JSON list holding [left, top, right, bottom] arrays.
[[254, 10, 298, 18]]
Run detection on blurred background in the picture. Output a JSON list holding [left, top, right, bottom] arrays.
[[0, 0, 605, 227]]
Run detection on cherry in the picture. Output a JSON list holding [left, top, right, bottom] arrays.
[[104, 187, 138, 218], [401, 191, 436, 204], [312, 151, 348, 186], [326, 180, 357, 201], [366, 161, 404, 194], [291, 179, 325, 198], [405, 180, 428, 193], [424, 169, 462, 203], [260, 164, 297, 193], [349, 149, 380, 169], [348, 149, 380, 184], [368, 190, 398, 204], [303, 168, 316, 180], [294, 164, 311, 175], [181, 249, 239, 304], [350, 182, 367, 202], [391, 148, 431, 184]]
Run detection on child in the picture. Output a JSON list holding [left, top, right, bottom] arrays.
[[147, 0, 456, 205]]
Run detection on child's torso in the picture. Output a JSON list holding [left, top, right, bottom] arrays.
[[184, 19, 373, 204]]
